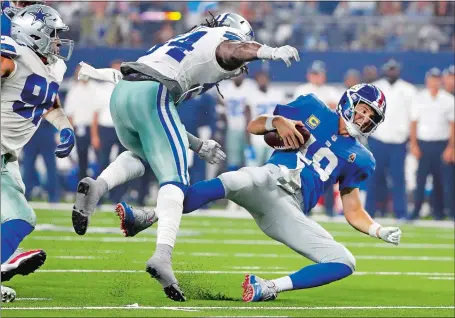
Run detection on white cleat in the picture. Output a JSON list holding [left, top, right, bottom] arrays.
[[242, 274, 278, 302], [1, 249, 46, 282], [1, 285, 16, 303]]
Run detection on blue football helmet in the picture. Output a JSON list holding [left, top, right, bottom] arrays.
[[336, 84, 386, 138]]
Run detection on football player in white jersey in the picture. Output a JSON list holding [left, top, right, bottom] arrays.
[[1, 4, 74, 302], [219, 74, 254, 171], [71, 12, 300, 301], [247, 71, 287, 166]]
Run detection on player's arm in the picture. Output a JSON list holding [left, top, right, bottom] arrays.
[[247, 115, 304, 149], [244, 104, 252, 144], [216, 41, 299, 71], [0, 56, 15, 78], [43, 95, 75, 158], [341, 187, 401, 245], [409, 120, 421, 159]]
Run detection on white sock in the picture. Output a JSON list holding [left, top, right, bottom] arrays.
[[271, 276, 293, 292], [98, 151, 145, 190], [155, 184, 184, 248]]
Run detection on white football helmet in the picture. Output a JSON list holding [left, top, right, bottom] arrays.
[[214, 13, 254, 41], [10, 4, 73, 63]]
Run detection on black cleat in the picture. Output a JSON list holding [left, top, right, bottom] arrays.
[[72, 181, 90, 235]]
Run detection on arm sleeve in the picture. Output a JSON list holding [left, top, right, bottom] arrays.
[[339, 155, 375, 191], [1, 36, 19, 59]]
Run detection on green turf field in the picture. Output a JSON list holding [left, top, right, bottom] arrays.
[[2, 208, 454, 317]]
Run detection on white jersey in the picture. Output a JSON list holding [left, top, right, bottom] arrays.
[[219, 79, 255, 131], [1, 36, 66, 161], [129, 26, 246, 104], [247, 85, 287, 146]]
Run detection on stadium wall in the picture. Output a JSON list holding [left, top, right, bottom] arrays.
[[67, 48, 454, 84]]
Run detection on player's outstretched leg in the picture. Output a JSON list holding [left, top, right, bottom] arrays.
[[72, 177, 108, 235], [115, 202, 157, 237], [115, 177, 226, 237], [72, 151, 146, 235], [1, 249, 46, 282]]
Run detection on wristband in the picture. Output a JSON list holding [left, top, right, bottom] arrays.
[[265, 116, 278, 131], [368, 223, 381, 238], [44, 108, 73, 131]]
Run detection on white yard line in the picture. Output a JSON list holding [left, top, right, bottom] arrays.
[[15, 298, 52, 301], [30, 235, 455, 249], [33, 269, 455, 277], [31, 202, 454, 229], [3, 305, 454, 311], [427, 277, 455, 280], [50, 253, 454, 262], [33, 224, 455, 239]]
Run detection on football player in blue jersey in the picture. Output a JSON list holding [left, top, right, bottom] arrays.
[[116, 83, 402, 302], [1, 1, 44, 36]]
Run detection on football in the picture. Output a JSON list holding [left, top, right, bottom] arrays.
[[264, 125, 311, 150]]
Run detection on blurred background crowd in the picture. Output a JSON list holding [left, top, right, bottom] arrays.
[[53, 1, 455, 52], [8, 1, 455, 221]]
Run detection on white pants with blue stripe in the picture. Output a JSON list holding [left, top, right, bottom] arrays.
[[109, 80, 190, 186]]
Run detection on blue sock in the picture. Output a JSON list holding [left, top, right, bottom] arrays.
[[1, 219, 34, 263], [288, 262, 353, 290], [183, 178, 226, 214]]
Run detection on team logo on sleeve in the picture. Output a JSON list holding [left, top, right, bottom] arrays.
[[348, 153, 356, 163], [305, 115, 320, 129]]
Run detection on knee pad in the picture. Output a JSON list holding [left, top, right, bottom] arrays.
[[337, 245, 356, 271]]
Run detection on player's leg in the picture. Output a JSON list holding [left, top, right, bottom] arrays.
[[365, 138, 388, 217], [1, 161, 45, 282], [221, 165, 354, 301], [226, 128, 244, 171], [72, 80, 147, 235], [429, 141, 446, 220], [409, 141, 432, 220], [388, 142, 407, 219], [130, 83, 190, 301]]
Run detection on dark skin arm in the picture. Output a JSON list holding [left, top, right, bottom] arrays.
[[215, 41, 262, 71]]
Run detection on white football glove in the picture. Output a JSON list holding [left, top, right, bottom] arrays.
[[369, 224, 402, 245], [257, 45, 300, 67], [198, 140, 226, 164], [378, 227, 402, 245]]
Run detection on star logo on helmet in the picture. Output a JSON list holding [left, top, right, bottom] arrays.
[[29, 7, 51, 25]]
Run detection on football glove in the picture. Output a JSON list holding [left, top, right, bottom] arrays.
[[257, 45, 300, 67], [198, 140, 226, 164], [377, 227, 402, 245], [55, 128, 75, 158]]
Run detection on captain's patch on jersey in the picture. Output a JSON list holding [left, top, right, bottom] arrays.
[[305, 114, 320, 129]]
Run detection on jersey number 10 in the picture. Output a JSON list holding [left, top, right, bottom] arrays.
[[13, 74, 59, 126], [297, 135, 338, 182]]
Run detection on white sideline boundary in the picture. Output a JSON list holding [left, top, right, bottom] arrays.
[[3, 305, 455, 311], [31, 202, 454, 229]]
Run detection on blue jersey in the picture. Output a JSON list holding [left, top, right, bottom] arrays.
[[1, 1, 12, 36], [266, 94, 375, 213]]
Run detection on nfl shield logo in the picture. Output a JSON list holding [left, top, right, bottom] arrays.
[[348, 153, 356, 163]]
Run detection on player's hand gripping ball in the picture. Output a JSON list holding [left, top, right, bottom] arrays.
[[264, 119, 311, 151]]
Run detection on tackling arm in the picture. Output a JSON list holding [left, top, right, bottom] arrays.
[[341, 187, 401, 245], [216, 41, 299, 71]]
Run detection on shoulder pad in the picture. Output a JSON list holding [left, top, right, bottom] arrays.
[[1, 36, 20, 59]]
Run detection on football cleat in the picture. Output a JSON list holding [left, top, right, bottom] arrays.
[[72, 177, 107, 235], [146, 256, 185, 302], [1, 285, 16, 303], [115, 202, 157, 237], [242, 274, 278, 302], [1, 249, 46, 282]]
